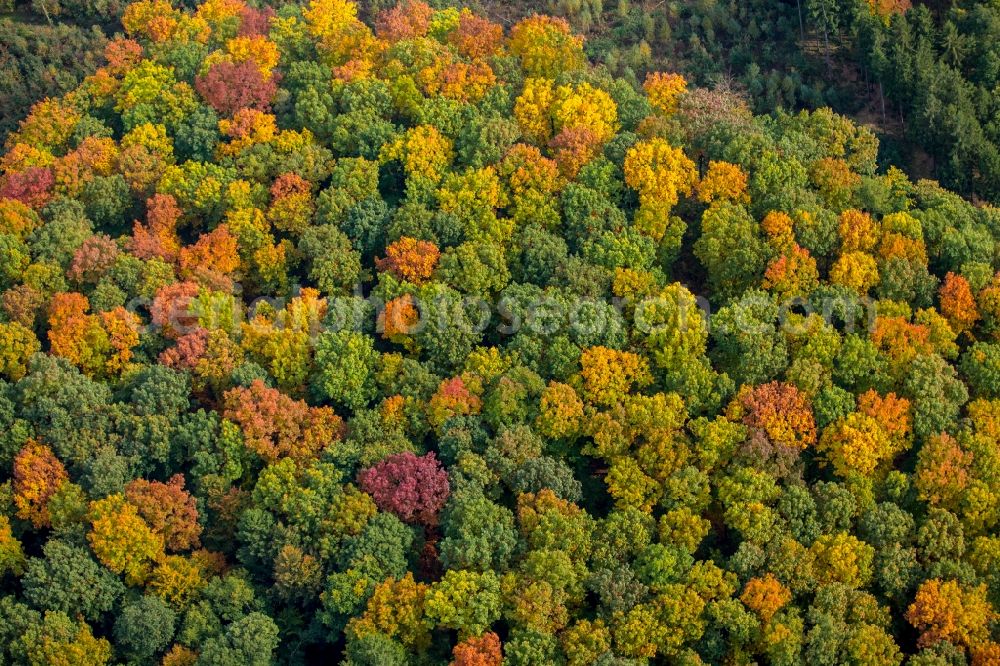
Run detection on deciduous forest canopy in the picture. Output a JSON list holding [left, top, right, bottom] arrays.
[[0, 0, 999, 664]]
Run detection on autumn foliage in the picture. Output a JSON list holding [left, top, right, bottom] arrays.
[[732, 381, 817, 451], [13, 440, 68, 529], [195, 60, 280, 117], [907, 579, 995, 650], [376, 237, 441, 284], [223, 379, 345, 461], [0, 0, 997, 663], [125, 475, 202, 552], [452, 631, 503, 666], [358, 452, 450, 525]]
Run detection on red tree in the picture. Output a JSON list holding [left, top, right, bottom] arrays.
[[151, 281, 201, 339], [0, 167, 55, 209], [238, 5, 275, 36], [125, 474, 202, 552], [129, 193, 182, 263], [450, 13, 504, 59], [375, 0, 432, 42], [195, 60, 280, 117], [159, 327, 210, 370], [68, 235, 119, 285], [104, 37, 144, 75], [358, 452, 450, 525]]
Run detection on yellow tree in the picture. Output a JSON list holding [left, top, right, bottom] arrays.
[[696, 160, 750, 205], [817, 412, 894, 478], [88, 494, 165, 585], [624, 138, 697, 243], [0, 320, 40, 381], [380, 125, 454, 187], [347, 573, 431, 651], [907, 579, 995, 651], [838, 209, 879, 252], [830, 251, 879, 295], [643, 72, 687, 116], [303, 0, 383, 77], [624, 138, 698, 212], [508, 15, 585, 78], [535, 381, 585, 440], [808, 532, 874, 587], [577, 346, 653, 407]]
